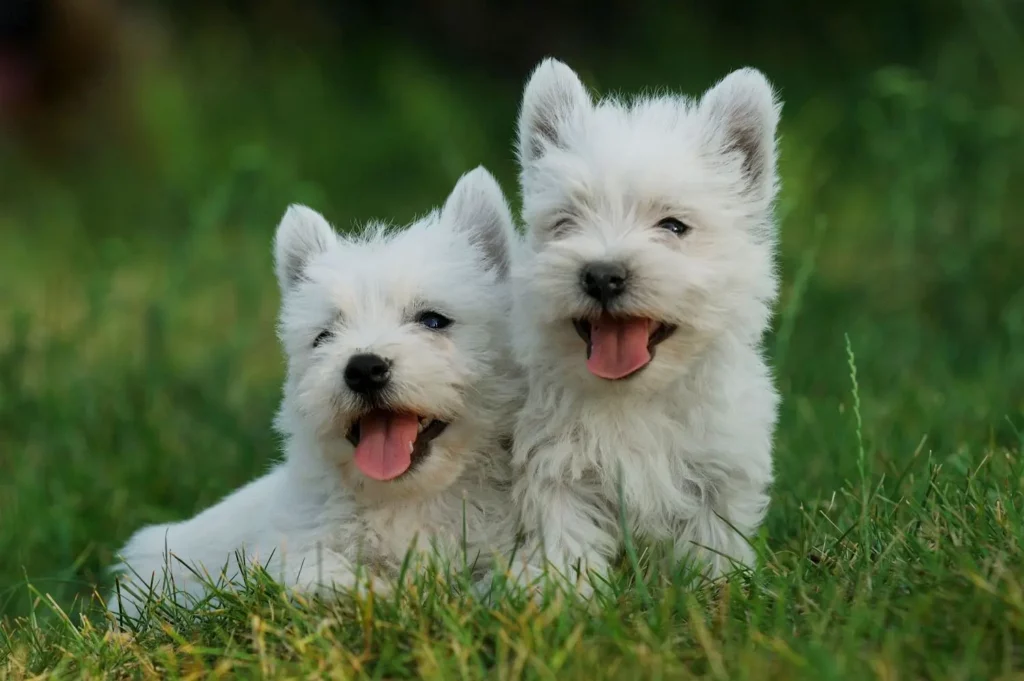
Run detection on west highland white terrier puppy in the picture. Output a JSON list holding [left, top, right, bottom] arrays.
[[509, 59, 782, 593], [110, 167, 523, 620]]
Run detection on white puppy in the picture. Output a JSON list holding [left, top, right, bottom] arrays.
[[110, 167, 523, 620], [509, 59, 782, 592]]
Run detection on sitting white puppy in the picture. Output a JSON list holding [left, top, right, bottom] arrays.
[[509, 59, 782, 592], [110, 167, 522, 619]]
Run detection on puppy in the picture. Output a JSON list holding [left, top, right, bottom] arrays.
[[509, 59, 781, 593], [110, 167, 522, 620]]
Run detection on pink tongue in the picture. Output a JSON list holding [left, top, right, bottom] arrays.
[[353, 411, 420, 481], [586, 316, 652, 379]]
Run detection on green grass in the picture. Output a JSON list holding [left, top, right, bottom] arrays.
[[2, 18, 1024, 680]]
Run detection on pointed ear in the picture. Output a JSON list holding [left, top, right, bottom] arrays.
[[517, 58, 592, 166], [699, 67, 782, 201], [274, 205, 336, 290], [442, 167, 517, 279]]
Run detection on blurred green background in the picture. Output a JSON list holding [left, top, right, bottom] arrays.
[[0, 0, 1022, 620]]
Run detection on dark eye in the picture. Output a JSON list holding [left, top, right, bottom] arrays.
[[418, 311, 453, 331], [552, 217, 573, 234], [657, 217, 691, 236], [312, 329, 334, 348]]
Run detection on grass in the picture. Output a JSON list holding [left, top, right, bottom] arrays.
[[2, 17, 1024, 680]]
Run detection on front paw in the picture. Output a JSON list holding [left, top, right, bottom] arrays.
[[472, 561, 546, 605], [506, 559, 603, 603], [553, 561, 603, 600]]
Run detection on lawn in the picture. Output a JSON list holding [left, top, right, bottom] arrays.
[[1, 16, 1023, 680]]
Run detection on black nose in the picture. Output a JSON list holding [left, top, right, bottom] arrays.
[[344, 353, 391, 395], [581, 263, 628, 304]]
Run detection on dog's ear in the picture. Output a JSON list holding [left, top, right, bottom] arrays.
[[274, 205, 336, 290], [442, 166, 517, 279], [699, 67, 782, 202], [517, 58, 592, 166]]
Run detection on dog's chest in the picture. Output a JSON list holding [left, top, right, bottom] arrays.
[[360, 496, 498, 564], [577, 410, 709, 531], [362, 504, 449, 559]]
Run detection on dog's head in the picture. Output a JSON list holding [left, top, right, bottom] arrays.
[[514, 59, 781, 391], [274, 167, 519, 498]]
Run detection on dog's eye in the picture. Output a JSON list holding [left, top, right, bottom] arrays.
[[657, 217, 691, 236], [418, 311, 453, 331], [552, 217, 573, 234], [312, 329, 334, 348]]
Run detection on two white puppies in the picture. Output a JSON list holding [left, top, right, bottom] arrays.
[[509, 59, 781, 590], [110, 168, 522, 619], [110, 60, 783, 615]]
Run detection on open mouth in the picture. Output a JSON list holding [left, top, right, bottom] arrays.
[[573, 314, 677, 380], [345, 410, 449, 481]]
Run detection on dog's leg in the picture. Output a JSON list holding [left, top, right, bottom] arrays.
[[280, 545, 391, 601], [672, 482, 767, 578], [514, 470, 619, 597]]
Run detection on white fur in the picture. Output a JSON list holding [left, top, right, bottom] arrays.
[[109, 167, 524, 619], [509, 59, 782, 591]]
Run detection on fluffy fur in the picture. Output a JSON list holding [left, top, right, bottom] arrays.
[[509, 59, 782, 591], [109, 167, 523, 620]]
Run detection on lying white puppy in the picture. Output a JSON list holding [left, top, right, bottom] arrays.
[[110, 167, 523, 619]]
